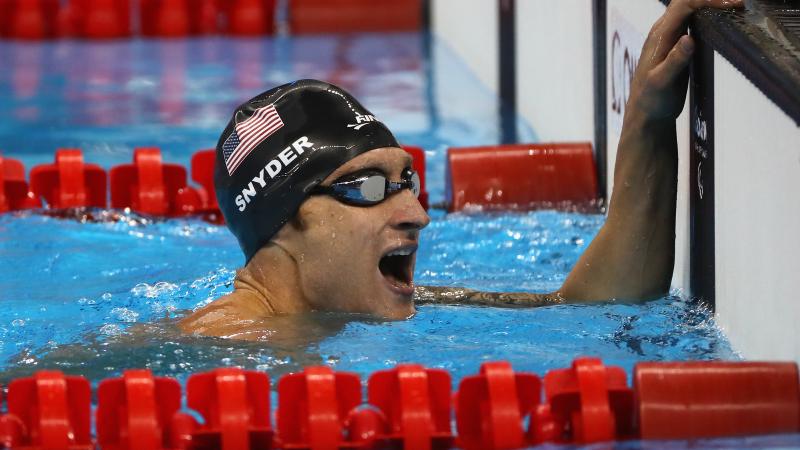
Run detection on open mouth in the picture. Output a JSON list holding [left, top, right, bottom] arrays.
[[378, 246, 416, 293]]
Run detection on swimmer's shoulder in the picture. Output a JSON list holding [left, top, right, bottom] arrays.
[[177, 290, 272, 337], [414, 285, 565, 308]]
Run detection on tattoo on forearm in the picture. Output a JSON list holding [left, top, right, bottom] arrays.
[[414, 286, 564, 308]]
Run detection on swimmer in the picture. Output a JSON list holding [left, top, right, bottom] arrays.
[[180, 0, 744, 338]]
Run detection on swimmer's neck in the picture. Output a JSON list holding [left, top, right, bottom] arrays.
[[233, 247, 313, 317]]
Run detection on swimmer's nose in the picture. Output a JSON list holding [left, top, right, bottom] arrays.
[[391, 189, 430, 231]]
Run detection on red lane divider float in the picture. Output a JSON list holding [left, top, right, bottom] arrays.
[[277, 365, 362, 448], [0, 155, 40, 212], [2, 371, 92, 449], [110, 147, 202, 217], [97, 369, 183, 450], [0, 359, 797, 449], [542, 356, 635, 444], [30, 148, 107, 209], [455, 361, 540, 450], [403, 145, 429, 210], [0, 145, 424, 219], [446, 142, 599, 212], [190, 149, 224, 222], [635, 361, 800, 440], [368, 364, 454, 449], [186, 368, 273, 450]]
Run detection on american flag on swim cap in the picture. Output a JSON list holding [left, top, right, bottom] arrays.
[[222, 104, 284, 175]]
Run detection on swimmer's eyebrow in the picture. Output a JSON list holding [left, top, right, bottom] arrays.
[[331, 167, 385, 182], [325, 151, 413, 183], [341, 157, 412, 177], [345, 160, 414, 179]]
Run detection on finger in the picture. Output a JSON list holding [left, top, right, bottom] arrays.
[[649, 35, 695, 89], [660, 0, 743, 40], [650, 0, 743, 60]]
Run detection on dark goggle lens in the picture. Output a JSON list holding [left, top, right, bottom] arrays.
[[359, 175, 388, 202], [408, 170, 421, 198], [318, 168, 420, 206]]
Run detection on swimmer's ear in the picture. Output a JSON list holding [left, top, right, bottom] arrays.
[[271, 211, 307, 246], [288, 214, 307, 232]]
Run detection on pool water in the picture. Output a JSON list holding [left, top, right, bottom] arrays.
[[0, 34, 737, 390]]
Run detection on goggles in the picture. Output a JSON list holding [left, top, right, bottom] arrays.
[[311, 167, 421, 206]]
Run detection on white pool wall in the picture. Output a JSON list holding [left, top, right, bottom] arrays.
[[430, 0, 499, 94], [515, 0, 595, 143], [714, 53, 800, 360]]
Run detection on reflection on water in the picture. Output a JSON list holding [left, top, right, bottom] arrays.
[[0, 296, 734, 386], [0, 311, 361, 385]]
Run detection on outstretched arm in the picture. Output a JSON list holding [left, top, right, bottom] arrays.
[[418, 0, 743, 309], [558, 0, 742, 301]]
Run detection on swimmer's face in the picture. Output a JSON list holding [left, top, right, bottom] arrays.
[[279, 147, 430, 319]]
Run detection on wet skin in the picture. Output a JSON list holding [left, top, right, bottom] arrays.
[[179, 148, 431, 337], [180, 0, 744, 339], [270, 147, 430, 319]]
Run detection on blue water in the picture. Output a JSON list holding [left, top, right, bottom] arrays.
[[0, 34, 737, 397]]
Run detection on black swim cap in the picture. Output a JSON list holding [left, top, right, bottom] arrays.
[[215, 79, 400, 263]]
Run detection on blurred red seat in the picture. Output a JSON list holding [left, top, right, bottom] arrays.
[[290, 0, 421, 34], [225, 0, 275, 36], [5, 0, 60, 39]]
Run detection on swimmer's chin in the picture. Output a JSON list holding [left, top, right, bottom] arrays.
[[377, 301, 416, 321]]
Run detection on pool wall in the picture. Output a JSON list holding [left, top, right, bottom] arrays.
[[431, 0, 596, 145], [430, 0, 800, 361]]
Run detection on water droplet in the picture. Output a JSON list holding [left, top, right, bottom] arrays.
[[99, 324, 122, 336], [110, 307, 139, 323]]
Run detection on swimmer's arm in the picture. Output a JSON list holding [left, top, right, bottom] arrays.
[[414, 285, 564, 308], [558, 0, 742, 302]]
